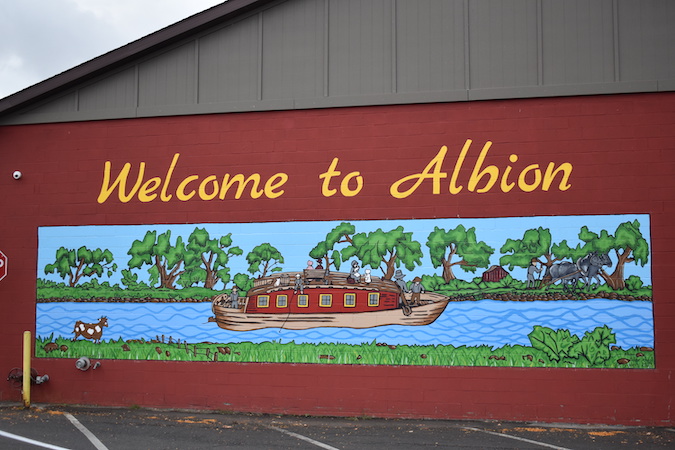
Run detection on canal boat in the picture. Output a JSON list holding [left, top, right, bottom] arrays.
[[211, 270, 450, 331]]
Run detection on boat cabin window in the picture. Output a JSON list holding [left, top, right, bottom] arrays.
[[344, 293, 356, 307], [257, 295, 270, 307], [319, 294, 332, 307], [276, 295, 288, 308], [297, 295, 309, 307], [368, 293, 380, 307]]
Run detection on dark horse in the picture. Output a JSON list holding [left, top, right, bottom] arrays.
[[547, 251, 612, 292], [577, 251, 612, 290]]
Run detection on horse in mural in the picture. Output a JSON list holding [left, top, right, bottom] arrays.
[[547, 252, 612, 292], [577, 251, 612, 289]]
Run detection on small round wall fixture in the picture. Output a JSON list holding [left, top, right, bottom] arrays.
[[12, 171, 22, 180]]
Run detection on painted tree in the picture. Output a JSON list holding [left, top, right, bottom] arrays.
[[45, 246, 116, 287], [127, 230, 185, 289], [181, 228, 243, 289], [308, 222, 356, 270], [341, 226, 423, 280], [233, 272, 254, 293], [246, 243, 284, 278], [500, 227, 574, 284], [426, 225, 494, 282], [577, 220, 649, 290]]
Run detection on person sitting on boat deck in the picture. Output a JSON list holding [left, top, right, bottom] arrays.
[[394, 269, 410, 306], [410, 276, 424, 305], [315, 259, 324, 270], [306, 260, 314, 269], [347, 260, 361, 284], [294, 273, 304, 294], [363, 268, 372, 284], [230, 286, 240, 309]]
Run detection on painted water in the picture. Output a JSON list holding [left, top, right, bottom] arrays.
[[37, 299, 654, 349]]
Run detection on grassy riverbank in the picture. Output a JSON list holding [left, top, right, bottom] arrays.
[[36, 335, 654, 369]]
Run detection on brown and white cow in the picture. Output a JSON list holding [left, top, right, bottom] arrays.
[[73, 317, 109, 343]]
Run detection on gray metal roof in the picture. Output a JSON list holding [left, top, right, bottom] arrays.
[[2, 0, 674, 125]]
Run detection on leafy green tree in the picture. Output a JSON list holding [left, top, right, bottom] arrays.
[[233, 273, 254, 293], [246, 243, 284, 278], [309, 222, 356, 270], [500, 227, 577, 285], [127, 230, 185, 289], [341, 226, 423, 280], [578, 220, 649, 290], [45, 246, 116, 287], [181, 228, 243, 289], [426, 225, 494, 282]]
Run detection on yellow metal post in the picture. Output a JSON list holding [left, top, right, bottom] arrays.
[[22, 330, 31, 408]]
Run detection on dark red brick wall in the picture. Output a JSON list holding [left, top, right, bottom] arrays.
[[1, 92, 673, 425]]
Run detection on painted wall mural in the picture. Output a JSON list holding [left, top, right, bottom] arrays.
[[35, 214, 654, 368]]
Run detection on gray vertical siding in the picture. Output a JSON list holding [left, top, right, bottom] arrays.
[[396, 0, 466, 93], [262, 0, 325, 100], [4, 0, 674, 124]]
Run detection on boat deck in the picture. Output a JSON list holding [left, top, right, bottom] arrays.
[[249, 271, 400, 296]]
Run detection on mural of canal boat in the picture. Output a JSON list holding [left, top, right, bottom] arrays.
[[211, 270, 450, 331]]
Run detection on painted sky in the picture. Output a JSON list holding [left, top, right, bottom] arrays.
[[37, 214, 652, 290]]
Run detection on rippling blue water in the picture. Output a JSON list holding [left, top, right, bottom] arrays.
[[36, 299, 654, 349]]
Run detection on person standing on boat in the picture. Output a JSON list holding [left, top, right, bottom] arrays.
[[410, 276, 424, 305], [230, 286, 239, 309], [294, 273, 304, 294], [363, 268, 372, 284], [347, 260, 361, 284], [394, 270, 412, 315]]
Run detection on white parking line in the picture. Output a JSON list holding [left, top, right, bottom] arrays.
[[463, 426, 573, 450], [268, 425, 340, 450], [0, 428, 72, 450], [64, 413, 109, 450]]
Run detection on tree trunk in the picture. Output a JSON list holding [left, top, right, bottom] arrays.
[[204, 270, 217, 289], [156, 256, 183, 289], [382, 251, 397, 280], [70, 259, 86, 287], [203, 253, 217, 289], [603, 247, 632, 290], [442, 246, 457, 283], [442, 259, 456, 283]]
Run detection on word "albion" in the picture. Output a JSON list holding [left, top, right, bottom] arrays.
[[389, 139, 573, 198]]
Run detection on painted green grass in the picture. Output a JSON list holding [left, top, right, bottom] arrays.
[[35, 336, 654, 369]]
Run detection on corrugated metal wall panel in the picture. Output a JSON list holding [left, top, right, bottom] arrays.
[[396, 0, 466, 93], [328, 0, 394, 96], [23, 92, 78, 116], [3, 0, 674, 124], [139, 43, 197, 107], [198, 16, 260, 103], [77, 68, 137, 111], [469, 0, 539, 89], [618, 0, 675, 82], [542, 0, 615, 85], [262, 0, 325, 99]]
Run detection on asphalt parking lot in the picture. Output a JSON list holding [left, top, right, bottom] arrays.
[[0, 404, 673, 449]]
